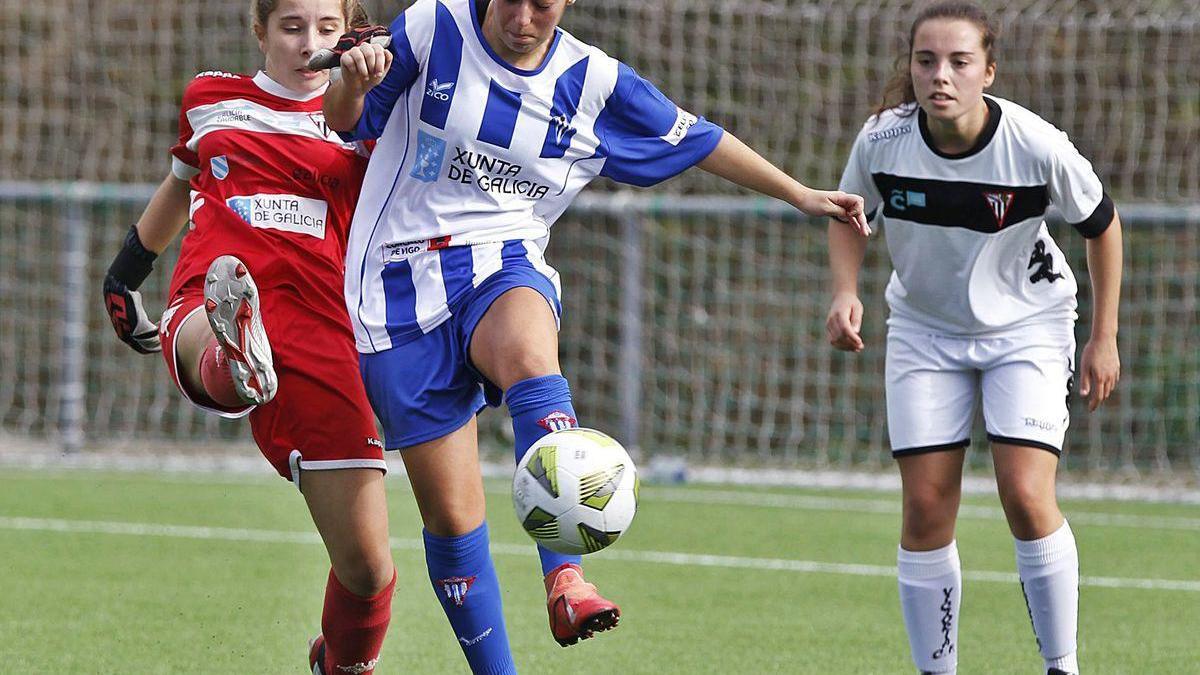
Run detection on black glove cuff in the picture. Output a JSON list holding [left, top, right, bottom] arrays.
[[106, 226, 158, 291]]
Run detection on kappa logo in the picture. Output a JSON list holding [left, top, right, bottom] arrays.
[[426, 78, 454, 101], [365, 436, 383, 449], [867, 125, 912, 142], [983, 190, 1015, 228], [336, 658, 379, 674], [1027, 240, 1065, 284], [537, 411, 578, 432], [438, 575, 477, 607], [158, 299, 185, 338], [210, 155, 229, 180]]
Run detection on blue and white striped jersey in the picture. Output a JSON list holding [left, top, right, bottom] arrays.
[[342, 0, 723, 352]]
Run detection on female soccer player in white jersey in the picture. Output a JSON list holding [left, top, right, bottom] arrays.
[[101, 2, 398, 673], [826, 3, 1122, 674], [321, 0, 869, 671]]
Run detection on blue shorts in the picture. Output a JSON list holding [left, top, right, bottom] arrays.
[[359, 256, 561, 450]]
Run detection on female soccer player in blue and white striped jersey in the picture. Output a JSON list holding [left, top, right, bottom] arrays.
[[826, 3, 1122, 674], [323, 1, 869, 672]]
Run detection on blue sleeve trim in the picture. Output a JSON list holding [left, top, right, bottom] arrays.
[[595, 62, 725, 187], [343, 13, 421, 141]]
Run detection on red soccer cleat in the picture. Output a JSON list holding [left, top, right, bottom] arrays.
[[544, 563, 621, 647]]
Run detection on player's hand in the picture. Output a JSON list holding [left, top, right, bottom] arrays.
[[799, 188, 872, 237], [103, 274, 161, 354], [826, 292, 864, 352], [339, 39, 393, 97], [1079, 335, 1119, 411]]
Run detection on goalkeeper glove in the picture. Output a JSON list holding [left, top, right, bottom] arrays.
[[103, 226, 161, 354], [307, 24, 391, 70]]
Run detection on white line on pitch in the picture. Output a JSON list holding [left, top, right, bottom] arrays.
[[637, 488, 1200, 532], [3, 516, 1198, 593]]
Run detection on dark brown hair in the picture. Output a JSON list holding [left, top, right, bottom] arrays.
[[874, 1, 998, 117], [250, 0, 369, 37]]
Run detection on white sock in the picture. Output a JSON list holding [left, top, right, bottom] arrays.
[[898, 541, 961, 674], [1015, 520, 1079, 674]]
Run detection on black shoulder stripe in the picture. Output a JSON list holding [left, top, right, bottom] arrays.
[[1071, 192, 1115, 239]]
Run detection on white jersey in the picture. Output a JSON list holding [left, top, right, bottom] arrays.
[[839, 95, 1114, 335], [342, 0, 723, 351]]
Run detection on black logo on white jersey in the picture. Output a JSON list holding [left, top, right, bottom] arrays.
[[1028, 240, 1065, 284]]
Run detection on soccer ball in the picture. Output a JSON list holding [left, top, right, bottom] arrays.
[[512, 428, 639, 555]]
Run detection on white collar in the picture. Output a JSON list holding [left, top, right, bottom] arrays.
[[252, 70, 327, 101]]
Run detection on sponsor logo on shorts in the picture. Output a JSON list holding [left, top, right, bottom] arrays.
[[437, 575, 476, 608], [410, 130, 447, 183], [537, 411, 578, 432], [661, 107, 699, 146], [226, 194, 328, 239], [210, 155, 229, 180], [366, 436, 383, 449], [1023, 417, 1057, 431], [159, 299, 186, 339]]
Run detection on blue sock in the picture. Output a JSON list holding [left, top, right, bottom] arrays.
[[505, 374, 584, 576], [424, 522, 516, 675]]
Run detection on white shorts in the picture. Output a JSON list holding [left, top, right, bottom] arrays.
[[885, 323, 1076, 457]]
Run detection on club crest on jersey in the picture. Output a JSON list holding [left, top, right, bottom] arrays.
[[537, 411, 578, 432], [210, 155, 229, 180], [307, 112, 332, 139], [426, 78, 454, 101], [983, 190, 1015, 228], [437, 575, 476, 607], [550, 113, 573, 145], [410, 130, 447, 183]]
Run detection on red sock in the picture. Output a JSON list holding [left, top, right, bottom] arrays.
[[322, 568, 395, 675], [198, 339, 243, 407]]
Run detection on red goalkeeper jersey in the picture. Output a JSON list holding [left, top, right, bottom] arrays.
[[166, 70, 369, 325]]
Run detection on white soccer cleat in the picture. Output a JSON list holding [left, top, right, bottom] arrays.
[[203, 255, 277, 405]]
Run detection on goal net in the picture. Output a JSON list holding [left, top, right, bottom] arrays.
[[1, 1, 1196, 477]]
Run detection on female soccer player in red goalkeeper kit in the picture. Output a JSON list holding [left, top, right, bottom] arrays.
[[322, 1, 868, 672], [826, 3, 1122, 674], [101, 2, 397, 673]]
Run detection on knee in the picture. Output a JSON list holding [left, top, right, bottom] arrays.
[[902, 482, 960, 544], [423, 511, 485, 539], [493, 351, 560, 391], [333, 549, 395, 597], [997, 477, 1059, 537]]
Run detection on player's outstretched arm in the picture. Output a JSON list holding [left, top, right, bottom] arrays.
[[696, 132, 871, 236], [825, 217, 868, 352], [102, 173, 191, 354], [324, 42, 392, 132], [1079, 210, 1123, 411]]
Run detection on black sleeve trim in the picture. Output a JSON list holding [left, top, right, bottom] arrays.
[[987, 434, 1062, 456], [865, 207, 878, 223], [891, 439, 970, 458], [1071, 192, 1114, 239]]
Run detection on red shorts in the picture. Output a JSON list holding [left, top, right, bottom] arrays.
[[159, 291, 386, 483]]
